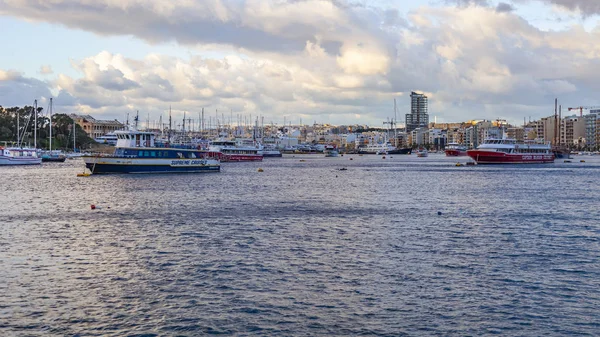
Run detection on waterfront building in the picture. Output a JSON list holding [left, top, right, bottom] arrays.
[[506, 127, 525, 142], [584, 113, 598, 150], [71, 114, 124, 139], [561, 115, 586, 149], [480, 124, 503, 142], [428, 128, 446, 150], [405, 91, 429, 133], [409, 127, 428, 146], [446, 127, 466, 145]]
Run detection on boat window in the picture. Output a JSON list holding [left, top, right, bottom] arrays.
[[177, 152, 184, 159], [151, 151, 156, 157], [190, 152, 196, 158], [139, 150, 144, 157]]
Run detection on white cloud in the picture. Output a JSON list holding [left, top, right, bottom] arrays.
[[39, 65, 53, 75], [1, 1, 600, 125]]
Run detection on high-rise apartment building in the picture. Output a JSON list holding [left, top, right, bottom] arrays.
[[405, 91, 429, 133]]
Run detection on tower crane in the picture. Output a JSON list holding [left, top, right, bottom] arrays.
[[567, 106, 600, 117]]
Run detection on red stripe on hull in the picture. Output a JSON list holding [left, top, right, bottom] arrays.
[[467, 150, 554, 164], [221, 154, 263, 162], [445, 150, 468, 156]]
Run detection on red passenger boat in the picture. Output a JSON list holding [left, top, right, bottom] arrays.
[[467, 139, 555, 164], [208, 140, 263, 162], [444, 143, 468, 156]]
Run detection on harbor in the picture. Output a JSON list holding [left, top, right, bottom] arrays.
[[2, 153, 599, 335], [4, 0, 600, 334]]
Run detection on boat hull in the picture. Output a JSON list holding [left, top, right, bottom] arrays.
[[359, 147, 412, 155], [220, 154, 263, 162], [467, 150, 555, 164], [0, 156, 42, 165], [42, 156, 67, 163], [83, 157, 220, 174], [445, 149, 468, 156], [387, 148, 412, 155], [261, 151, 282, 158]]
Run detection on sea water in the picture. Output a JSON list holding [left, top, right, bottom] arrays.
[[1, 154, 599, 336]]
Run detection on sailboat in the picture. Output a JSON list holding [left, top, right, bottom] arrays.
[[387, 99, 412, 155], [0, 101, 42, 165], [67, 118, 84, 159], [40, 98, 67, 162]]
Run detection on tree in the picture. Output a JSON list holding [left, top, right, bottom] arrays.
[[0, 106, 95, 150]]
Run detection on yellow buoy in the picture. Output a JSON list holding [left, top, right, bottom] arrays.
[[257, 168, 264, 172], [580, 160, 585, 163], [77, 173, 91, 177], [455, 163, 463, 167]]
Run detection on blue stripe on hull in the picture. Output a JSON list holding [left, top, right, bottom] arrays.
[[86, 163, 220, 174]]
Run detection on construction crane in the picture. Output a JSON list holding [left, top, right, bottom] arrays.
[[567, 106, 600, 117]]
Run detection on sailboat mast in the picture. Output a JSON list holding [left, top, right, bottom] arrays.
[[34, 99, 37, 148], [559, 105, 562, 146], [17, 110, 20, 147], [554, 98, 558, 146], [49, 98, 53, 151], [73, 118, 76, 152], [394, 98, 398, 147]]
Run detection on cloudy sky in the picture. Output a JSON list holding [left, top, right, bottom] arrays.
[[1, 0, 600, 127]]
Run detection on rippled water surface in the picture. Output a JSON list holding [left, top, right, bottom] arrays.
[[1, 154, 599, 336]]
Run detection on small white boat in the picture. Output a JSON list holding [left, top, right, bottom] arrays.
[[325, 149, 339, 157], [416, 149, 429, 157], [0, 146, 42, 165]]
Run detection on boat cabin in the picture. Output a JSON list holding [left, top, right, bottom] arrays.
[[0, 145, 39, 158], [479, 138, 551, 154], [115, 130, 155, 148]]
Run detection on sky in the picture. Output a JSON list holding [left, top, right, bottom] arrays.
[[1, 0, 600, 128]]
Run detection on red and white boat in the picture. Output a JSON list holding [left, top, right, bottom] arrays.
[[208, 139, 263, 162], [467, 139, 554, 164], [445, 143, 468, 156]]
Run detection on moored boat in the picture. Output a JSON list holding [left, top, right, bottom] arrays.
[[208, 140, 263, 162], [82, 129, 220, 174], [260, 144, 282, 157], [324, 145, 339, 157], [94, 132, 118, 146], [358, 142, 411, 155], [0, 146, 42, 165], [416, 148, 429, 157], [467, 138, 554, 164], [552, 146, 571, 159], [387, 147, 412, 155], [444, 143, 468, 156], [41, 150, 67, 162]]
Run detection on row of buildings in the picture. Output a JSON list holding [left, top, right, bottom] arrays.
[[70, 93, 600, 151]]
